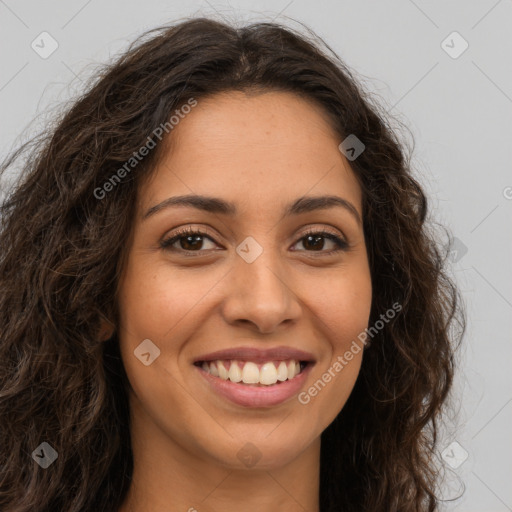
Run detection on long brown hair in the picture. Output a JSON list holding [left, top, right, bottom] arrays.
[[0, 16, 465, 511]]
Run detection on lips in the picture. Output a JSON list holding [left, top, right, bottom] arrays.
[[192, 345, 316, 407], [195, 362, 313, 407]]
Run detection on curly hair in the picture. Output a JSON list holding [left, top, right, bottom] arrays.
[[0, 16, 465, 512]]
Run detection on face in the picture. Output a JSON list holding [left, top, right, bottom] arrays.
[[116, 90, 372, 471]]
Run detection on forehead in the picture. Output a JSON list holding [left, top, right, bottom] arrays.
[[139, 90, 362, 216]]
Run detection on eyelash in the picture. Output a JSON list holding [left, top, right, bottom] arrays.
[[160, 226, 349, 256]]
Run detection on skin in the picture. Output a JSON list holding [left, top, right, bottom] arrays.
[[114, 90, 372, 512]]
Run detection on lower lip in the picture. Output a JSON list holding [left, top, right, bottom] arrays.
[[196, 363, 313, 408]]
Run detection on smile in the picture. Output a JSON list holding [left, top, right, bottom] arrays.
[[194, 359, 314, 408]]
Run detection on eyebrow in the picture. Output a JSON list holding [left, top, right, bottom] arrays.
[[142, 194, 362, 225]]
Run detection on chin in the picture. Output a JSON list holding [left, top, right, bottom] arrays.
[[203, 433, 313, 471]]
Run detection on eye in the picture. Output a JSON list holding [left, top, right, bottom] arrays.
[[160, 226, 349, 256], [160, 226, 218, 254], [291, 228, 349, 255]]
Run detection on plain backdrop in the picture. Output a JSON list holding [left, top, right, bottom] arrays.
[[1, 1, 511, 510]]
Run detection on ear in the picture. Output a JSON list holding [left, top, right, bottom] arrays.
[[98, 318, 115, 341]]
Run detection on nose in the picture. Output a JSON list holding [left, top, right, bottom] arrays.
[[220, 241, 302, 334]]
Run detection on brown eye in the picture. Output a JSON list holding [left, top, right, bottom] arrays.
[[160, 228, 218, 252], [291, 230, 349, 254]]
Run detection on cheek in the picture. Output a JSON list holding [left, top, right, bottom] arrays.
[[299, 325, 366, 433], [117, 260, 203, 340], [312, 267, 372, 349], [116, 262, 199, 421], [301, 268, 371, 416], [115, 261, 191, 393]]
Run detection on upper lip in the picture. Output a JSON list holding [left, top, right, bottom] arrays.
[[193, 346, 316, 364]]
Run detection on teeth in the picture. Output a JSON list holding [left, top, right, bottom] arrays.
[[260, 362, 278, 385], [242, 362, 260, 384], [228, 362, 242, 383], [287, 361, 295, 378], [276, 361, 288, 381], [217, 361, 229, 380], [200, 359, 304, 385], [209, 361, 219, 377]]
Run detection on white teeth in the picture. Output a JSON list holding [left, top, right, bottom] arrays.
[[242, 362, 260, 384], [228, 361, 242, 382], [209, 361, 219, 377], [276, 361, 288, 381], [287, 361, 296, 378], [260, 363, 278, 385], [217, 361, 229, 380], [200, 359, 305, 385]]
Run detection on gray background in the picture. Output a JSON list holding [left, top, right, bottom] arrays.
[[1, 1, 511, 510]]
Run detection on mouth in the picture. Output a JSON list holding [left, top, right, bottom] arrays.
[[193, 359, 310, 386], [193, 357, 315, 408]]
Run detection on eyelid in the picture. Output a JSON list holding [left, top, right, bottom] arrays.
[[161, 224, 219, 243], [299, 225, 346, 240]]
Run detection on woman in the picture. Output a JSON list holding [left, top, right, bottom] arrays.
[[0, 16, 465, 512]]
